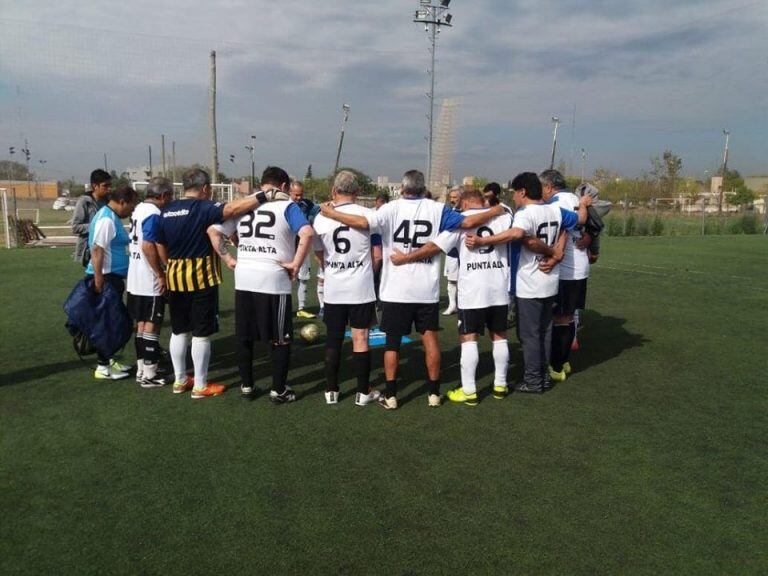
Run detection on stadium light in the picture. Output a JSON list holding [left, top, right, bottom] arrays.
[[333, 104, 351, 176], [550, 116, 560, 170], [413, 0, 455, 190], [245, 135, 256, 188], [718, 129, 730, 216]]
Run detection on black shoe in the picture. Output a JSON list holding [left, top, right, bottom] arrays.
[[269, 386, 296, 404], [515, 383, 544, 394], [139, 375, 168, 389], [240, 384, 255, 399]]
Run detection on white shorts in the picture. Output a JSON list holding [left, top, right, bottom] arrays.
[[443, 256, 459, 282]]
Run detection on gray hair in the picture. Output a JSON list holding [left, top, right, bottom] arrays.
[[145, 176, 174, 199], [539, 169, 567, 190], [182, 168, 210, 192], [333, 170, 360, 196], [401, 170, 426, 196]]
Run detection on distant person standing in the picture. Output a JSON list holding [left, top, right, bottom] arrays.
[[442, 187, 461, 316], [290, 181, 322, 318], [72, 169, 111, 266], [85, 185, 139, 380]]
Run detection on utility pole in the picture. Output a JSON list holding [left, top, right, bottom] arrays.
[[333, 104, 351, 176], [8, 146, 17, 215], [580, 148, 587, 183], [413, 0, 454, 191], [718, 129, 730, 217], [172, 140, 177, 185], [103, 153, 108, 172], [22, 140, 31, 203], [245, 135, 256, 190], [161, 134, 167, 177], [209, 50, 219, 185], [148, 145, 153, 178], [550, 117, 560, 170]]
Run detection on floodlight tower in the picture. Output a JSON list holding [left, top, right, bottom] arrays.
[[245, 134, 256, 189], [718, 129, 730, 216], [549, 116, 560, 170], [333, 104, 351, 176], [413, 0, 454, 189]]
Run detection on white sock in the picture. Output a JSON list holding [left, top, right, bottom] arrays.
[[447, 282, 457, 310], [317, 282, 324, 308], [170, 332, 190, 382], [191, 336, 211, 389], [460, 341, 479, 395], [298, 280, 308, 310], [492, 339, 509, 387]]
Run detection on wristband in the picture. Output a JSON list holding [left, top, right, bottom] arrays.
[[255, 191, 267, 205]]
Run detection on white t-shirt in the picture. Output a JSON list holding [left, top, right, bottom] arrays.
[[510, 203, 577, 299], [433, 208, 513, 309], [365, 197, 465, 303], [552, 192, 589, 281], [127, 202, 162, 296], [312, 203, 378, 305], [217, 200, 309, 295]]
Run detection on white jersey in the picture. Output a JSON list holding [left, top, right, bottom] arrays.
[[552, 192, 589, 280], [510, 203, 577, 299], [433, 208, 513, 309], [218, 200, 309, 295], [127, 202, 162, 296], [365, 197, 465, 303], [312, 203, 377, 305]]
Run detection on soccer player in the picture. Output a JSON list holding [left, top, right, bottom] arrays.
[[72, 169, 111, 266], [319, 169, 503, 409], [442, 187, 460, 316], [126, 177, 174, 388], [211, 166, 313, 403], [290, 181, 322, 318], [483, 181, 514, 215], [390, 187, 519, 405], [85, 185, 139, 380], [468, 172, 590, 393], [540, 169, 589, 382], [153, 168, 269, 399], [312, 170, 382, 406]]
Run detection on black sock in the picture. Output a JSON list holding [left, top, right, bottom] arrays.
[[134, 335, 144, 365], [568, 321, 577, 351], [354, 351, 371, 393], [385, 380, 397, 399], [551, 324, 570, 371], [143, 333, 160, 365], [237, 340, 254, 389], [427, 379, 440, 396], [271, 344, 290, 393], [324, 346, 341, 392]]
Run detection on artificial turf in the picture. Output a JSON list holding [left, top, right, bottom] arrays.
[[1, 236, 766, 575]]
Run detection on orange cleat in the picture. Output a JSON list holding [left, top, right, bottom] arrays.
[[191, 383, 226, 399]]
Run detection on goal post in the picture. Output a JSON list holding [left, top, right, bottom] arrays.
[[131, 181, 233, 202]]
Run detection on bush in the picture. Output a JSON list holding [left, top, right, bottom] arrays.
[[651, 215, 665, 236], [635, 217, 650, 236], [729, 214, 759, 235], [606, 218, 623, 237], [624, 215, 636, 236]]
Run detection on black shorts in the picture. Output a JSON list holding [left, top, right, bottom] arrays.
[[126, 293, 165, 324], [324, 302, 376, 334], [380, 301, 440, 336], [235, 290, 293, 344], [168, 286, 219, 337], [458, 305, 509, 336], [554, 279, 588, 316]]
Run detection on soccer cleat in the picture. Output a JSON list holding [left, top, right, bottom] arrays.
[[442, 307, 457, 316], [172, 376, 194, 394], [563, 362, 572, 375], [240, 384, 254, 398], [191, 383, 226, 399], [135, 365, 145, 383], [139, 375, 168, 389], [428, 393, 442, 407], [515, 383, 544, 394], [109, 359, 133, 373], [446, 387, 478, 406], [355, 389, 381, 406], [548, 366, 567, 383], [269, 386, 296, 404], [492, 385, 508, 400], [325, 390, 339, 405], [378, 395, 398, 410], [296, 309, 316, 319], [94, 365, 129, 380]]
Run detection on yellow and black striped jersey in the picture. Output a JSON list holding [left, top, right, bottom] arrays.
[[166, 254, 222, 292]]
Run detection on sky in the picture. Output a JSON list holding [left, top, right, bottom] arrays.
[[0, 0, 766, 183]]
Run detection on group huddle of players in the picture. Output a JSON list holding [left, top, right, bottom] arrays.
[[79, 165, 596, 408]]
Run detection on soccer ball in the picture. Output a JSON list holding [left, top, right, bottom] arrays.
[[299, 323, 320, 344]]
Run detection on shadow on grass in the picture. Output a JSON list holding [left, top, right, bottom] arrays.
[[0, 359, 94, 387], [572, 310, 648, 371]]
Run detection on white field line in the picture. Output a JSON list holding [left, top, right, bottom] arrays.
[[598, 261, 768, 292]]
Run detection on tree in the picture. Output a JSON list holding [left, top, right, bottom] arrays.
[[650, 150, 683, 197], [716, 167, 745, 191], [109, 170, 131, 190], [0, 160, 34, 181], [727, 186, 756, 208], [304, 164, 313, 180]]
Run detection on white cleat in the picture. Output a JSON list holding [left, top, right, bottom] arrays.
[[428, 393, 442, 407], [325, 390, 339, 405], [355, 389, 381, 406]]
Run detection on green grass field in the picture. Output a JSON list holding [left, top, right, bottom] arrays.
[[1, 236, 766, 575]]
